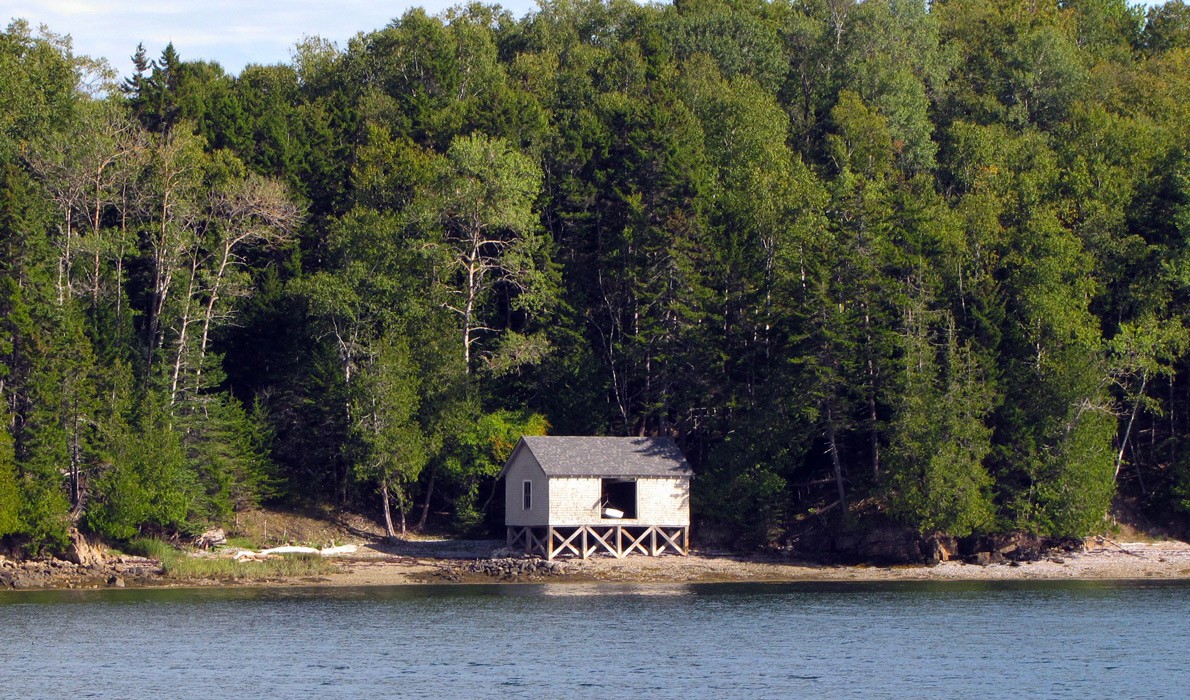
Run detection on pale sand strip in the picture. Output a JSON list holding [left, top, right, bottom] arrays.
[[310, 539, 1190, 587]]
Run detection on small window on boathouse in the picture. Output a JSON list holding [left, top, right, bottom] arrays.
[[522, 480, 532, 510]]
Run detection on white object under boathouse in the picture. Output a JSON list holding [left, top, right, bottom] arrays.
[[500, 436, 692, 560]]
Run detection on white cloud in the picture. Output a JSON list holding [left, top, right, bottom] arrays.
[[2, 0, 539, 76]]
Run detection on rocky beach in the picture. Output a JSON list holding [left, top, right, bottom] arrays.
[[3, 528, 1187, 591]]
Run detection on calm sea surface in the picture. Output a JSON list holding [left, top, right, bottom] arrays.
[[0, 580, 1186, 699]]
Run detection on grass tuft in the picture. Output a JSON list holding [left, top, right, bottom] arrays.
[[224, 536, 260, 550], [125, 537, 176, 560]]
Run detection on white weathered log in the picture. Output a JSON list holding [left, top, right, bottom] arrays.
[[259, 546, 320, 555]]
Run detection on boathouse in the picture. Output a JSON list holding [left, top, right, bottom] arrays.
[[500, 436, 692, 559]]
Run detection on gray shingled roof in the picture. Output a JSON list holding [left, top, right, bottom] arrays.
[[518, 436, 692, 478]]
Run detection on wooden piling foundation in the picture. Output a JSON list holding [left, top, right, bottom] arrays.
[[506, 525, 689, 560]]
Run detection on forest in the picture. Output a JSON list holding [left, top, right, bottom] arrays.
[[1, 0, 1189, 556]]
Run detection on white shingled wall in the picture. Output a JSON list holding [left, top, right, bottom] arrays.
[[547, 476, 690, 527], [635, 476, 690, 525], [504, 446, 549, 527], [546, 478, 602, 526]]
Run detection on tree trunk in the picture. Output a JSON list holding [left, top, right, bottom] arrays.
[[416, 463, 438, 531], [57, 217, 73, 306], [381, 475, 397, 541], [168, 256, 200, 407], [1114, 373, 1147, 482], [826, 402, 848, 515], [146, 186, 174, 377], [479, 477, 500, 514], [193, 245, 231, 394], [69, 399, 81, 509], [868, 391, 880, 479], [463, 256, 475, 372], [863, 304, 880, 479]]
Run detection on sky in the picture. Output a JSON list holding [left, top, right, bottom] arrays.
[[0, 1, 1171, 79], [1, 0, 541, 77]]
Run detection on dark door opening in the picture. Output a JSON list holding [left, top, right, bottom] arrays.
[[601, 478, 637, 519]]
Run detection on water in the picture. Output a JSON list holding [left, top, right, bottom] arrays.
[[0, 580, 1186, 699]]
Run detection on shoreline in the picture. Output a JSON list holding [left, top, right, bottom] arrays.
[[3, 537, 1187, 593], [333, 537, 1190, 587]]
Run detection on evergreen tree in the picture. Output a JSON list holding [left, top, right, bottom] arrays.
[[86, 397, 195, 540], [0, 164, 74, 553], [886, 297, 995, 537], [0, 411, 19, 538]]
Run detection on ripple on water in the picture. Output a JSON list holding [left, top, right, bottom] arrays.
[[0, 580, 1186, 699]]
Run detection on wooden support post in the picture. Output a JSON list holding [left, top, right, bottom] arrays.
[[515, 523, 690, 559]]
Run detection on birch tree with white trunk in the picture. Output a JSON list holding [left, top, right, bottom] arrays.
[[413, 132, 553, 375]]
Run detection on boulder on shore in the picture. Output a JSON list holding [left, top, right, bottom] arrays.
[[925, 534, 958, 565], [830, 526, 925, 564], [194, 528, 227, 549], [6, 570, 47, 589], [64, 528, 104, 568]]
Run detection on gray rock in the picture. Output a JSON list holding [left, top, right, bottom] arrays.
[[852, 527, 925, 564], [194, 528, 227, 549], [64, 528, 104, 568], [11, 572, 45, 589], [925, 536, 954, 566]]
